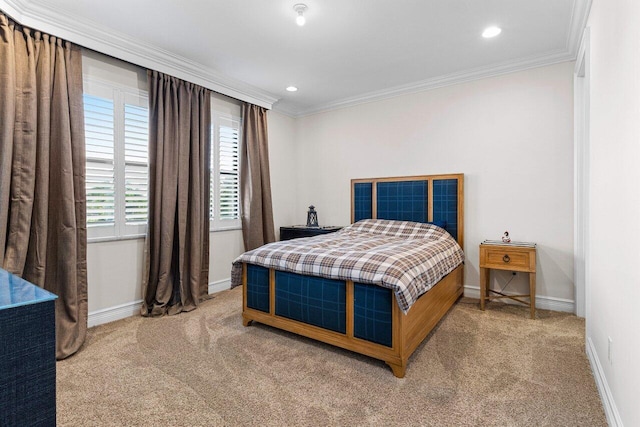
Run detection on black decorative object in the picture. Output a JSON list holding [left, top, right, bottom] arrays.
[[306, 205, 319, 227]]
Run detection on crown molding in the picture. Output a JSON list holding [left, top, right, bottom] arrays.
[[566, 0, 593, 58], [0, 0, 279, 109], [280, 49, 574, 118], [270, 102, 301, 118], [0, 0, 25, 21]]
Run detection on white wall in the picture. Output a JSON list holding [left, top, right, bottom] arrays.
[[267, 110, 299, 231], [294, 62, 575, 306], [585, 1, 640, 425], [87, 239, 145, 313]]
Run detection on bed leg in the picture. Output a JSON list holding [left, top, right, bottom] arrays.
[[387, 361, 406, 378], [242, 316, 252, 327]]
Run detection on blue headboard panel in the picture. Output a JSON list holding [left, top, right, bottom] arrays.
[[351, 174, 464, 249], [432, 179, 459, 241], [376, 180, 428, 223], [353, 182, 373, 222]]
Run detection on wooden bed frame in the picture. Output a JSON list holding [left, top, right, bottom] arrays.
[[241, 174, 464, 377]]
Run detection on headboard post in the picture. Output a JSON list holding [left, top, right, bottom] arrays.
[[351, 174, 464, 250]]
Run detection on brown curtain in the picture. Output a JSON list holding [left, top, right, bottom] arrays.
[[141, 70, 210, 316], [240, 103, 275, 251], [0, 13, 87, 359]]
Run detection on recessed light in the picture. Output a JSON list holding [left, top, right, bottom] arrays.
[[286, 86, 298, 92], [482, 26, 502, 38]]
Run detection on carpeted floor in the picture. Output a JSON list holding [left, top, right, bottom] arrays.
[[57, 287, 606, 426]]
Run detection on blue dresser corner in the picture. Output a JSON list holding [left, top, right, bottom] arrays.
[[0, 268, 57, 427]]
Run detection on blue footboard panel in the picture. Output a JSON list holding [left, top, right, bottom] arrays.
[[275, 271, 346, 334], [246, 264, 270, 313], [354, 283, 393, 347], [246, 264, 394, 347]]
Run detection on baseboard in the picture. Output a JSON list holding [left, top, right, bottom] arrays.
[[463, 285, 575, 313], [586, 337, 623, 426], [88, 300, 143, 328], [209, 278, 231, 295], [88, 278, 232, 328]]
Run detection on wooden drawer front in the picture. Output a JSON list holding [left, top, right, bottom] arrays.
[[480, 247, 534, 272]]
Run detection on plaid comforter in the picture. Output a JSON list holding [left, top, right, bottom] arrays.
[[231, 219, 464, 313]]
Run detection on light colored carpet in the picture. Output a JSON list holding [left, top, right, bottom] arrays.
[[57, 287, 606, 426]]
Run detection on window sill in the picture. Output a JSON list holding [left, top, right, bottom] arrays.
[[88, 228, 241, 243], [210, 226, 242, 233], [88, 233, 146, 244]]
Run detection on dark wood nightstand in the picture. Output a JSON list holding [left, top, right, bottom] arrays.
[[280, 225, 343, 241], [479, 241, 537, 319]]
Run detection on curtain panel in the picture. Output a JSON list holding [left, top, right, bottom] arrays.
[[142, 70, 211, 316], [0, 13, 88, 359], [240, 103, 275, 251]]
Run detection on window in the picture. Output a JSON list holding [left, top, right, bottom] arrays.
[[210, 113, 241, 231], [84, 79, 149, 240]]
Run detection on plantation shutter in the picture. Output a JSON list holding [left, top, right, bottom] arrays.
[[209, 112, 241, 230], [83, 79, 149, 240], [218, 117, 240, 221], [210, 124, 216, 221], [83, 93, 116, 236], [123, 99, 149, 231]]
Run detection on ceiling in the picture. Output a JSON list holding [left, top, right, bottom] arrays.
[[1, 0, 590, 117]]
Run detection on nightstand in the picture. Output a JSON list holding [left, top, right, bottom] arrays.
[[280, 225, 343, 241], [479, 242, 537, 319]]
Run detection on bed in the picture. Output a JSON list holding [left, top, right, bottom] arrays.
[[231, 174, 464, 377]]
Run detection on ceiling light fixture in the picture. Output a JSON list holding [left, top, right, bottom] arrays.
[[293, 4, 308, 26], [482, 26, 502, 38], [286, 86, 298, 92]]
